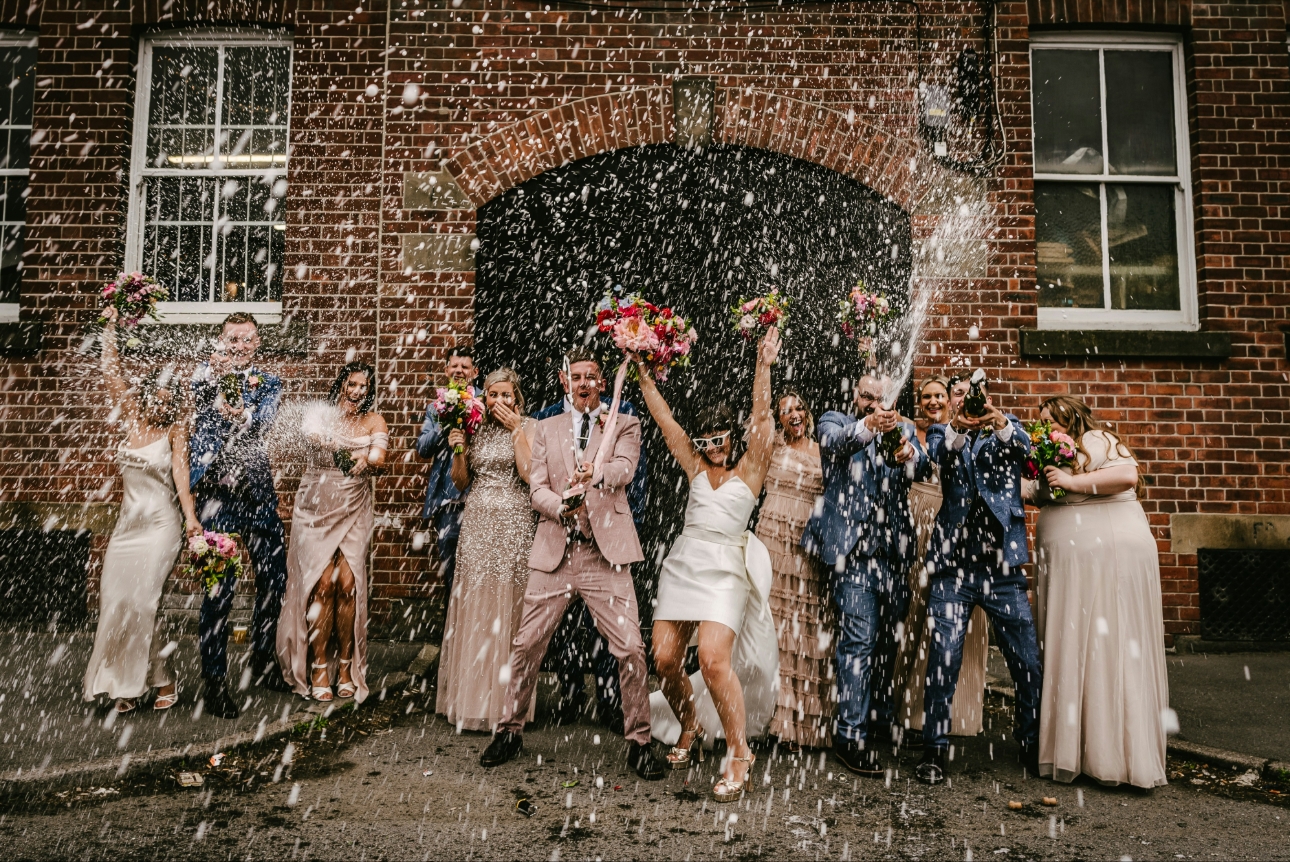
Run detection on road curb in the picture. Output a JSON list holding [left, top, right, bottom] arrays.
[[0, 671, 410, 792]]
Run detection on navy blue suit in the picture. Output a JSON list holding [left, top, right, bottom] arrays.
[[534, 396, 648, 720], [921, 416, 1043, 754], [190, 363, 287, 681], [416, 404, 469, 602], [802, 411, 930, 746]]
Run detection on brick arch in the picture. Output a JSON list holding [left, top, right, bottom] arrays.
[[446, 84, 950, 215]]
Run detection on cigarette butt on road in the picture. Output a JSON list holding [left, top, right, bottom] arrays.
[[1042, 797, 1058, 807], [177, 772, 204, 787], [1008, 800, 1023, 810]]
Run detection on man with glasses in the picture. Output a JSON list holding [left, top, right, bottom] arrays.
[[802, 372, 930, 776], [532, 346, 648, 734]]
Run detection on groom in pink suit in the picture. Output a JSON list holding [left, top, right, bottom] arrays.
[[480, 354, 664, 780]]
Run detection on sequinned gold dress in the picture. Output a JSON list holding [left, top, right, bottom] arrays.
[[436, 421, 537, 732], [755, 441, 836, 748]]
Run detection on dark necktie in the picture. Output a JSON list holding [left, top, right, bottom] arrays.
[[578, 411, 591, 451]]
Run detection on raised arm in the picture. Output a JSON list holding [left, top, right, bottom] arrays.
[[99, 310, 134, 420], [635, 365, 701, 479], [737, 326, 781, 495]]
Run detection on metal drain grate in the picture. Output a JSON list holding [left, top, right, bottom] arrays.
[[1197, 548, 1290, 642]]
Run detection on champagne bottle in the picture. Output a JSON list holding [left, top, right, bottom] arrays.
[[218, 373, 243, 410], [963, 369, 988, 418], [879, 426, 905, 462]]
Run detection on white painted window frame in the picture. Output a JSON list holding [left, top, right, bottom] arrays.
[[1030, 32, 1197, 331], [0, 29, 36, 324], [125, 28, 291, 325]]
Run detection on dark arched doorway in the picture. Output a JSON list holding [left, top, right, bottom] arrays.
[[475, 143, 912, 613]]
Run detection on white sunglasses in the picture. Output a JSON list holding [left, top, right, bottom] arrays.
[[692, 432, 731, 451]]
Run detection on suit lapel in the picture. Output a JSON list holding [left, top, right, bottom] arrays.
[[557, 415, 577, 482]]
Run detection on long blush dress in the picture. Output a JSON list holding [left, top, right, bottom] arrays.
[[83, 437, 182, 701], [1036, 430, 1168, 788], [755, 442, 836, 749], [277, 428, 386, 703], [435, 422, 537, 732], [892, 464, 989, 738]]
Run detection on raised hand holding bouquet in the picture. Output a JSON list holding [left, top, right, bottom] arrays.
[[99, 272, 167, 339], [186, 530, 243, 598], [431, 380, 485, 454], [596, 293, 697, 383], [731, 288, 791, 341], [837, 281, 896, 364], [1024, 419, 1077, 498]]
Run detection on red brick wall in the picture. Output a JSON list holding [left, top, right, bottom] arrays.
[[2, 0, 1287, 641]]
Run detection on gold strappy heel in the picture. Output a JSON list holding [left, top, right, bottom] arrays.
[[712, 752, 755, 802], [666, 725, 706, 769]]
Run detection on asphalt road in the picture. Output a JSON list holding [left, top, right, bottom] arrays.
[[3, 689, 1288, 860]]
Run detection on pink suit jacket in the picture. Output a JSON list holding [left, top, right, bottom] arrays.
[[527, 411, 645, 573]]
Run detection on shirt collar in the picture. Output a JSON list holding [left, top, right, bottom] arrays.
[[564, 396, 603, 420]]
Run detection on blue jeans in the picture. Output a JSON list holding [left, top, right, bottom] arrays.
[[833, 551, 910, 745], [196, 492, 288, 681], [922, 567, 1042, 752]]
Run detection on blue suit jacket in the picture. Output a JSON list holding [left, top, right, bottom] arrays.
[[801, 411, 932, 572], [924, 414, 1032, 572], [533, 396, 648, 527], [416, 405, 466, 520], [189, 363, 282, 515]]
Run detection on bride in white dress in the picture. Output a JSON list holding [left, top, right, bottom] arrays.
[[636, 326, 782, 802], [83, 308, 202, 713]]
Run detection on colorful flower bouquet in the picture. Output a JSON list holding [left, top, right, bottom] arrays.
[[1023, 419, 1078, 498], [99, 272, 167, 332], [218, 373, 244, 411], [431, 380, 485, 454], [730, 288, 791, 341], [595, 293, 697, 382], [837, 281, 896, 362], [185, 530, 243, 598]]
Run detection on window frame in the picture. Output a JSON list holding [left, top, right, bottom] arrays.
[[0, 29, 36, 324], [1029, 32, 1197, 331], [125, 28, 292, 325]]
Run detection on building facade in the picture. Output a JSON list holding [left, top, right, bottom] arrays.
[[0, 0, 1285, 645]]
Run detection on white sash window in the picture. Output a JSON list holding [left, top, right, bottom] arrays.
[[0, 31, 35, 324]]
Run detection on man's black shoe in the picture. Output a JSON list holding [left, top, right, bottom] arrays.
[[834, 741, 884, 777], [251, 653, 294, 693], [627, 741, 665, 780], [915, 749, 947, 785], [202, 678, 240, 719], [480, 731, 523, 767], [1020, 744, 1040, 778]]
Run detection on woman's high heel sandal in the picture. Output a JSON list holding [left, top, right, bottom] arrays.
[[666, 726, 706, 769], [335, 658, 356, 700], [712, 752, 756, 802], [310, 662, 333, 702]]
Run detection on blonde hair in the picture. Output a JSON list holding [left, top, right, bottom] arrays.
[[483, 367, 526, 415], [776, 389, 815, 438]]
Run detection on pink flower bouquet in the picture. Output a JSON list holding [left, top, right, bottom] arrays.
[[595, 293, 697, 382], [730, 288, 791, 341], [1023, 419, 1078, 498], [99, 272, 167, 330], [185, 530, 243, 598], [837, 281, 895, 339], [431, 380, 485, 454]]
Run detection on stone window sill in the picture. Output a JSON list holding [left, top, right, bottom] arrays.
[[1019, 328, 1232, 359]]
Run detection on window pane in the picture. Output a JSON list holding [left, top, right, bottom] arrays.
[[220, 46, 290, 168], [215, 176, 284, 302], [146, 46, 218, 168], [1032, 49, 1103, 174], [0, 44, 35, 130], [1034, 182, 1105, 308], [0, 223, 20, 304], [1105, 51, 1177, 176], [143, 176, 215, 301], [1107, 183, 1180, 310]]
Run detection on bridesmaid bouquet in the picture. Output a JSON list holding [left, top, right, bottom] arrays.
[[595, 293, 697, 382], [430, 380, 485, 454], [730, 288, 791, 340], [185, 530, 243, 598], [1023, 419, 1077, 498], [99, 272, 167, 342], [837, 281, 896, 363]]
